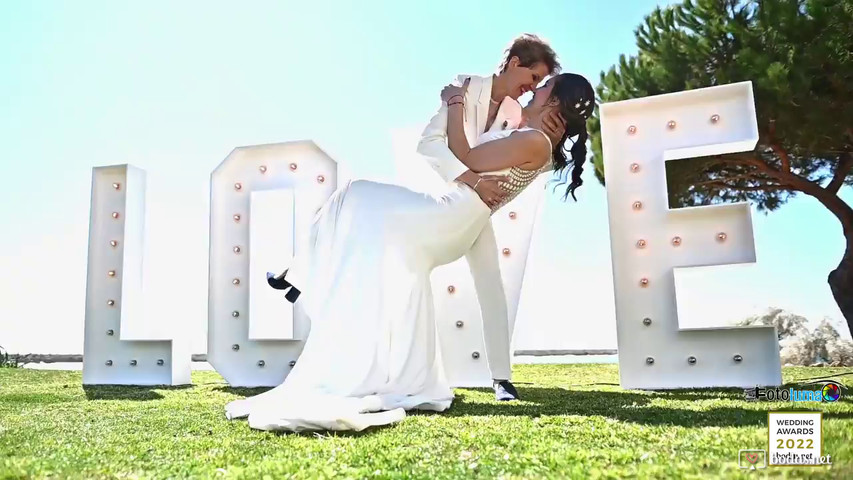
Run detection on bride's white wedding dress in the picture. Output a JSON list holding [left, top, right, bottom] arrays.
[[225, 127, 553, 432]]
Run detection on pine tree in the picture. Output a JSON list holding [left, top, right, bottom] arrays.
[[588, 0, 853, 335]]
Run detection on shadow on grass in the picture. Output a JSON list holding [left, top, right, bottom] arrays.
[[213, 386, 275, 397], [214, 382, 853, 434], [787, 369, 853, 383], [83, 383, 193, 401], [643, 382, 838, 401], [436, 386, 853, 427]]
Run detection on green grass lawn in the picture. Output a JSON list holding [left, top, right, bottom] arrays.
[[1, 365, 851, 479]]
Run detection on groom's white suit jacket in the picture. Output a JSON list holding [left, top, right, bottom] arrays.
[[417, 74, 523, 180], [415, 74, 522, 380]]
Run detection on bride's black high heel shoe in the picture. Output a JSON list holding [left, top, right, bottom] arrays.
[[266, 270, 302, 304], [285, 286, 301, 303], [266, 270, 291, 290]]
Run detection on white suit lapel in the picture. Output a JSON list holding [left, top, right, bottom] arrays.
[[457, 74, 516, 142], [475, 74, 492, 137], [457, 74, 481, 145]]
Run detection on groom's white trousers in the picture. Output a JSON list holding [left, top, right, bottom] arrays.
[[462, 218, 513, 381]]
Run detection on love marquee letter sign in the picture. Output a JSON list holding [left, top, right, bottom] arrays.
[[83, 81, 782, 389], [599, 81, 781, 389], [83, 165, 193, 385]]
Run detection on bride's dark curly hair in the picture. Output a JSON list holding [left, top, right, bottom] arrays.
[[544, 73, 595, 201]]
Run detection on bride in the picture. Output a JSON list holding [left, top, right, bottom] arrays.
[[225, 73, 595, 432]]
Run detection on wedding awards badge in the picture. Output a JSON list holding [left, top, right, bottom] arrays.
[[768, 412, 832, 467]]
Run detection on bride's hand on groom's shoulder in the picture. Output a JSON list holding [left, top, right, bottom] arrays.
[[440, 77, 471, 104]]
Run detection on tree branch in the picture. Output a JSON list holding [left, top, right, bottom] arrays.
[[693, 173, 768, 187], [742, 154, 783, 174], [756, 158, 853, 237], [723, 184, 791, 192], [744, 154, 795, 182], [712, 151, 829, 197], [769, 143, 792, 173], [767, 120, 791, 173], [826, 152, 853, 194], [710, 153, 793, 184], [699, 181, 791, 192], [711, 154, 760, 166]]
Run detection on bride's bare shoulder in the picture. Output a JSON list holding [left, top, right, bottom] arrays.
[[506, 129, 551, 169]]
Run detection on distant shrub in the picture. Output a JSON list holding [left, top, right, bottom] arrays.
[[736, 308, 853, 366], [0, 345, 21, 368]]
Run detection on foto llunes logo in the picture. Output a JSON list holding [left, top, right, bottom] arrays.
[[743, 380, 845, 402], [820, 381, 842, 402]]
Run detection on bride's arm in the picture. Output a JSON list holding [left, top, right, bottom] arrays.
[[461, 130, 551, 173], [442, 79, 550, 173], [446, 98, 550, 174]]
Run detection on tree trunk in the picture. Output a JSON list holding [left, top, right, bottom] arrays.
[[781, 167, 853, 338], [828, 236, 853, 338]]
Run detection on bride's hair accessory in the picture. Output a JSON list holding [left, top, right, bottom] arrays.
[[572, 98, 594, 120]]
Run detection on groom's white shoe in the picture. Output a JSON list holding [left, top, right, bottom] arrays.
[[494, 380, 520, 401]]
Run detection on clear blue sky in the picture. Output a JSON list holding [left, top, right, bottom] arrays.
[[1, 0, 849, 354]]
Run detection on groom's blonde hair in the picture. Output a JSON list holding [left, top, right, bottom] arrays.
[[499, 34, 561, 75]]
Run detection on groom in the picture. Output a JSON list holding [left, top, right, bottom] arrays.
[[417, 34, 565, 400]]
